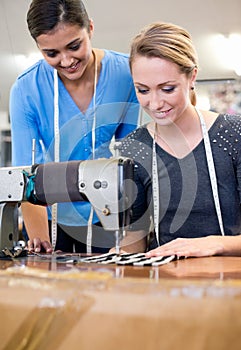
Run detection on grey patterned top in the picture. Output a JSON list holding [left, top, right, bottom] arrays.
[[120, 114, 241, 247]]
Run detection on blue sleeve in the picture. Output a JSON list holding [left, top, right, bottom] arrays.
[[9, 81, 44, 166]]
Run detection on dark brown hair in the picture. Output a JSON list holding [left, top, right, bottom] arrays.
[[27, 0, 90, 40]]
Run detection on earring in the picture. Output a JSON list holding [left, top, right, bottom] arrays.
[[191, 86, 195, 90]]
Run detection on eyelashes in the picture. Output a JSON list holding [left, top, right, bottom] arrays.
[[162, 86, 175, 93], [44, 43, 81, 58], [136, 85, 176, 95]]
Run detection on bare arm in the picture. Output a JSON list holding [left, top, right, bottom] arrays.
[[21, 202, 53, 253], [110, 230, 147, 254], [146, 235, 241, 258]]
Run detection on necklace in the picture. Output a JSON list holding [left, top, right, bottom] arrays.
[[52, 50, 98, 251]]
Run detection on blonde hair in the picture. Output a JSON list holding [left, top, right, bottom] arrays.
[[130, 22, 198, 105]]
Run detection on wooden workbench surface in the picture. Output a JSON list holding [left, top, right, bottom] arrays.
[[1, 255, 241, 350]]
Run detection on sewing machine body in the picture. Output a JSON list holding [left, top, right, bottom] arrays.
[[0, 157, 134, 251]]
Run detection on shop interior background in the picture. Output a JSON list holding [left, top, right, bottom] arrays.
[[0, 0, 240, 165]]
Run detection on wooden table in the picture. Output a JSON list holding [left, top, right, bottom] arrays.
[[1, 255, 241, 350]]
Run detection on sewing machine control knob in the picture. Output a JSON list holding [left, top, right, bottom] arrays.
[[94, 180, 101, 189], [93, 180, 108, 189]]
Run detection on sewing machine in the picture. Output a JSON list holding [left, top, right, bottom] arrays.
[[0, 157, 134, 253]]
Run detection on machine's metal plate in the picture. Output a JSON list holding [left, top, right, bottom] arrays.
[[0, 168, 25, 201]]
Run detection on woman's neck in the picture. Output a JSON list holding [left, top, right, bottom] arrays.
[[148, 107, 201, 158], [148, 107, 218, 158], [59, 49, 104, 113]]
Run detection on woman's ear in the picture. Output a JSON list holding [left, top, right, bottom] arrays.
[[190, 67, 198, 87], [89, 19, 94, 39]]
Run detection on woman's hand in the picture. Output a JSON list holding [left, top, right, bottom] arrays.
[[146, 236, 225, 258], [27, 237, 53, 253]]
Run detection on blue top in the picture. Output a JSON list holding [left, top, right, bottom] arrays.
[[10, 49, 139, 226], [120, 114, 241, 247]]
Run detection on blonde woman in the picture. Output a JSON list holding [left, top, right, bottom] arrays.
[[119, 22, 241, 257]]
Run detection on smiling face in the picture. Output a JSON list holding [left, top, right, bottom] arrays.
[[36, 22, 94, 81], [132, 55, 197, 127]]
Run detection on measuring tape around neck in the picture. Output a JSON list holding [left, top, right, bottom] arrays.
[[152, 108, 225, 246], [51, 69, 60, 251], [152, 137, 160, 246], [195, 108, 225, 236], [53, 51, 98, 253]]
